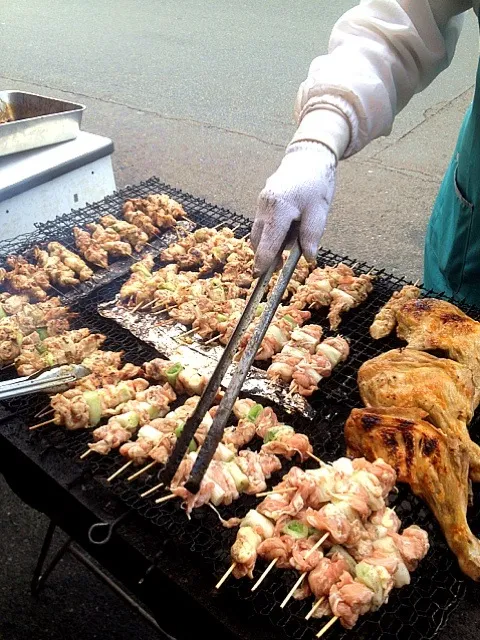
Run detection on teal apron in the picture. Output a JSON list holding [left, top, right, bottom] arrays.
[[424, 27, 480, 305]]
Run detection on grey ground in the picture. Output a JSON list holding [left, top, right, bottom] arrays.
[[0, 1, 479, 638]]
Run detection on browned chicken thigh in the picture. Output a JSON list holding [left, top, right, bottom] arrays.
[[345, 407, 480, 581]]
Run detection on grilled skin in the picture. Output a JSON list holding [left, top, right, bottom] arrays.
[[396, 298, 480, 405], [345, 407, 480, 581], [358, 348, 480, 481]]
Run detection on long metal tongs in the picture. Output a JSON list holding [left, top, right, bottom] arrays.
[[0, 364, 90, 401], [162, 240, 302, 493]]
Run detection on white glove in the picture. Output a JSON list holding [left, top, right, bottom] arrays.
[[251, 106, 351, 275], [251, 141, 336, 274]]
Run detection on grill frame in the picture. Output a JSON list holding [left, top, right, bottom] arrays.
[[0, 177, 478, 640]]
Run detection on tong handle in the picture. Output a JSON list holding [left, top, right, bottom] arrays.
[[161, 252, 279, 486], [185, 241, 302, 494]]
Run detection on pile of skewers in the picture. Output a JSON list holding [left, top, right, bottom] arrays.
[[73, 194, 188, 269], [219, 456, 429, 636], [0, 295, 106, 374], [0, 193, 188, 299]]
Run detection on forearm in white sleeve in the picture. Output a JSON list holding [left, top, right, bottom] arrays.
[[294, 0, 470, 157]]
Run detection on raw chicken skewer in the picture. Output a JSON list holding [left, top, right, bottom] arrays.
[[86, 383, 177, 455], [289, 336, 350, 397], [225, 457, 397, 583]]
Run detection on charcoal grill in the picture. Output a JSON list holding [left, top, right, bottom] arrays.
[[0, 177, 478, 640]]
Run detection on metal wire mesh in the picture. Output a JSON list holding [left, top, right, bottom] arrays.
[[0, 178, 476, 640]]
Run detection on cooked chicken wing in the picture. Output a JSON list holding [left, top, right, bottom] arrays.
[[369, 285, 421, 339]]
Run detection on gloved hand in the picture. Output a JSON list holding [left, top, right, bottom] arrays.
[[251, 141, 336, 274], [251, 106, 351, 274]]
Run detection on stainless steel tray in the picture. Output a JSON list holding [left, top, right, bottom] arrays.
[[0, 91, 85, 157]]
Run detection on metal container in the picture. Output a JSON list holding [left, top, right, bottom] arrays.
[[0, 90, 85, 157]]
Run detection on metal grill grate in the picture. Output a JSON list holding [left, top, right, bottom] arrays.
[[0, 178, 476, 640]]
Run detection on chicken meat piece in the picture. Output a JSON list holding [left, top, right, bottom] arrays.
[[86, 223, 133, 257], [33, 247, 80, 286], [358, 348, 480, 480], [47, 242, 93, 281], [308, 553, 352, 598], [345, 406, 480, 581], [395, 298, 480, 404], [329, 571, 374, 629], [0, 293, 30, 315], [99, 215, 149, 252], [73, 227, 109, 268], [369, 285, 421, 339]]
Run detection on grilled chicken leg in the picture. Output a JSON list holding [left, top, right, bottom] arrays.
[[358, 348, 480, 481], [345, 407, 480, 581]]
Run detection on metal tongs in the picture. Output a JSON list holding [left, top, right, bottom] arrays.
[[0, 364, 91, 401], [162, 239, 302, 494]]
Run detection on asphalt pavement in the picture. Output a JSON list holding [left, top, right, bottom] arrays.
[[1, 2, 480, 639]]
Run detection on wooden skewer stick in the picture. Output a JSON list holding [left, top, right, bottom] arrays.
[[155, 493, 177, 505], [413, 279, 420, 287], [251, 558, 278, 592], [241, 232, 251, 240], [175, 328, 197, 341], [34, 406, 54, 419], [305, 597, 325, 621], [212, 222, 225, 230], [107, 460, 133, 483], [255, 487, 296, 498], [316, 616, 339, 638], [29, 418, 55, 430], [140, 482, 164, 498], [307, 451, 323, 466], [215, 562, 236, 589], [279, 533, 329, 608], [132, 300, 146, 313], [141, 299, 156, 311], [80, 449, 93, 459], [203, 334, 221, 346], [127, 460, 157, 481]]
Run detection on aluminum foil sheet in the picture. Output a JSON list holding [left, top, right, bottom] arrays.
[[98, 295, 316, 420]]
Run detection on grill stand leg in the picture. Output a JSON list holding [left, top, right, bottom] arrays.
[[31, 520, 71, 596], [29, 520, 172, 638]]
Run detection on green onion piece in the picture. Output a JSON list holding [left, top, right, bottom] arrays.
[[247, 403, 263, 422], [116, 411, 140, 431], [308, 527, 319, 537], [36, 327, 48, 341], [283, 314, 296, 326], [159, 282, 176, 291], [83, 390, 103, 426], [0, 305, 6, 319], [255, 304, 265, 317], [44, 352, 55, 367], [226, 462, 250, 492], [166, 363, 183, 387], [264, 427, 279, 443], [216, 313, 228, 322], [187, 439, 197, 453], [174, 421, 185, 438], [282, 521, 309, 539]]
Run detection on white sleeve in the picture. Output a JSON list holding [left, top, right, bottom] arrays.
[[295, 0, 470, 157]]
